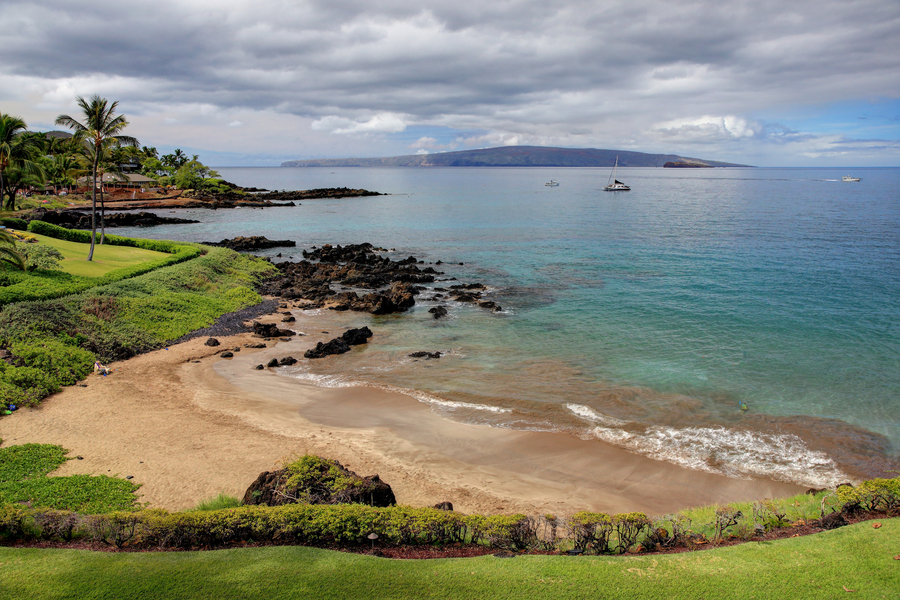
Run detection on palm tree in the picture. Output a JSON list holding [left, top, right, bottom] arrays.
[[55, 96, 138, 260], [0, 229, 25, 271], [81, 141, 126, 244], [50, 153, 79, 194], [0, 113, 46, 210]]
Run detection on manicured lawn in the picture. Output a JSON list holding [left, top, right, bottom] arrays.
[[0, 518, 897, 599], [25, 233, 169, 278]]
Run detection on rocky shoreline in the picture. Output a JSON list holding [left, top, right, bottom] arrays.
[[257, 242, 502, 318], [18, 187, 386, 228]]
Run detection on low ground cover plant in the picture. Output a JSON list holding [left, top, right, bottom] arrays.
[[0, 226, 274, 411], [0, 443, 140, 514]]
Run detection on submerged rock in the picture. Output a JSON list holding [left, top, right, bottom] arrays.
[[252, 321, 294, 338], [305, 327, 373, 359]]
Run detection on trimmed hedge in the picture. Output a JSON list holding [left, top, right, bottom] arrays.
[[837, 478, 900, 512], [0, 504, 537, 550], [2, 475, 898, 553], [0, 222, 204, 308], [27, 221, 188, 254], [0, 218, 27, 230]]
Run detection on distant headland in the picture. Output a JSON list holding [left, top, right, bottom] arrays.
[[281, 146, 752, 168]]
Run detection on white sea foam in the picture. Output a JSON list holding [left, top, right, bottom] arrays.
[[566, 403, 629, 427], [286, 368, 512, 413], [282, 377, 847, 487], [588, 424, 849, 488], [395, 386, 513, 413], [288, 371, 356, 388]]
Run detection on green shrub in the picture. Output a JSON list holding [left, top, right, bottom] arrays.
[[0, 504, 31, 539], [192, 493, 243, 512], [34, 509, 83, 542], [0, 244, 273, 407], [0, 364, 59, 406], [565, 511, 613, 553], [17, 242, 63, 271], [1, 218, 28, 230], [88, 511, 141, 548], [0, 443, 69, 482], [837, 478, 900, 512], [468, 514, 534, 551], [283, 455, 362, 503], [0, 444, 140, 513], [9, 339, 95, 386]]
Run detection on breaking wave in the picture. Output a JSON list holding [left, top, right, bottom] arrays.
[[566, 403, 849, 488]]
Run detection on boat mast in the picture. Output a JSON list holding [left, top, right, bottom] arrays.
[[607, 155, 618, 186]]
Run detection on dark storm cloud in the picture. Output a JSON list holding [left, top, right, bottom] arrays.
[[2, 0, 898, 164]]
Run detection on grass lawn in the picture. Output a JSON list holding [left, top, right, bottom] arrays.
[[23, 232, 169, 278], [0, 518, 897, 599]]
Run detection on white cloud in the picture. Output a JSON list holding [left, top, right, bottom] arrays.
[[228, 120, 243, 127], [652, 115, 760, 142], [311, 113, 407, 135], [2, 0, 897, 165]]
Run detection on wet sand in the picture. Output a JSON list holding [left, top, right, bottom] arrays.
[[0, 310, 805, 515]]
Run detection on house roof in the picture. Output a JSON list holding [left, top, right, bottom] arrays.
[[76, 173, 157, 184]]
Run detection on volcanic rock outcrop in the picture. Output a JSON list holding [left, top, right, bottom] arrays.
[[258, 243, 438, 315], [242, 456, 396, 507]]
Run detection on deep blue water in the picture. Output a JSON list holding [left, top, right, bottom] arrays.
[[115, 166, 900, 487]]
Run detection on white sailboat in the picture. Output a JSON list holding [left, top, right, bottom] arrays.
[[603, 156, 630, 191]]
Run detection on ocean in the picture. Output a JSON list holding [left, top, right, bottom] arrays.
[[115, 166, 900, 488]]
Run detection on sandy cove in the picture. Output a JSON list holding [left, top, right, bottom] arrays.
[[0, 308, 804, 516]]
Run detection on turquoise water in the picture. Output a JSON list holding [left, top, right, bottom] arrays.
[[117, 166, 900, 487]]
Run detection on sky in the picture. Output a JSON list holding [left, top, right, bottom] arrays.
[[1, 0, 899, 167]]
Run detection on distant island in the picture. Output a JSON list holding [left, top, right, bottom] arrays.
[[281, 146, 752, 168]]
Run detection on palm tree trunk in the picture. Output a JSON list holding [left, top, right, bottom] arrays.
[[88, 168, 97, 261], [99, 181, 106, 244]]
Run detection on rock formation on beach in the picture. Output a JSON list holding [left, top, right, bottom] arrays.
[[258, 242, 503, 317], [242, 455, 396, 507], [258, 243, 437, 315]]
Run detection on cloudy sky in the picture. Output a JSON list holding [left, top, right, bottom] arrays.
[[2, 0, 898, 166]]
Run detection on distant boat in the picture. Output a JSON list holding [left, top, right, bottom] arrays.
[[842, 175, 861, 182], [545, 180, 560, 187], [603, 156, 630, 191]]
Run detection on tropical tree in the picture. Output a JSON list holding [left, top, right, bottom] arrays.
[[48, 153, 80, 193], [0, 229, 25, 271], [78, 141, 126, 243], [55, 96, 138, 260], [161, 148, 187, 169], [0, 113, 46, 210]]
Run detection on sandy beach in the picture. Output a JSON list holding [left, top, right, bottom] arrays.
[[0, 306, 805, 516]]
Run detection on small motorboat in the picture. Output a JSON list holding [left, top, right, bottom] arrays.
[[842, 175, 861, 182], [545, 180, 559, 186]]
